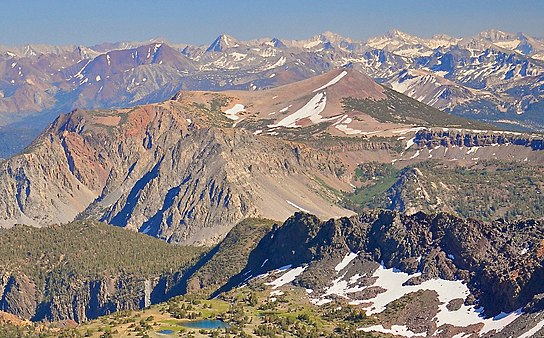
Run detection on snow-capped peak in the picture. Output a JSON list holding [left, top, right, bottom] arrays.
[[384, 29, 419, 41], [477, 29, 515, 41], [206, 34, 240, 52]]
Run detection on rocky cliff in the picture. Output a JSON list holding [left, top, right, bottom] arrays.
[[414, 129, 544, 150], [224, 211, 544, 317]]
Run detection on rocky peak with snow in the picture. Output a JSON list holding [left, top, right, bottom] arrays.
[[223, 210, 544, 321], [267, 37, 286, 48], [206, 34, 240, 52]]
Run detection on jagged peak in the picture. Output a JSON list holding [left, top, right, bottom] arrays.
[[319, 31, 351, 42], [431, 33, 456, 40], [206, 34, 240, 52], [264, 37, 286, 48], [384, 29, 418, 40]]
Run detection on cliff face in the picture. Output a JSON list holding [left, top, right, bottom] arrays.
[[0, 100, 353, 244], [0, 221, 204, 322], [414, 129, 544, 150], [0, 271, 186, 322]]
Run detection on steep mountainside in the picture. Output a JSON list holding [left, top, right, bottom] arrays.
[[1, 71, 385, 243], [219, 211, 544, 337]]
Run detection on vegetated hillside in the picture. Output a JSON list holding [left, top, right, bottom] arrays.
[[5, 210, 544, 337], [344, 160, 544, 220], [342, 87, 494, 130], [185, 218, 277, 297], [0, 221, 205, 322]]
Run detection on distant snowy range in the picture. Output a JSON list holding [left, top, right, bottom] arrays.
[[0, 28, 544, 157]]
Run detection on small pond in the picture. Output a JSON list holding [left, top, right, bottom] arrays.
[[157, 329, 175, 335], [181, 319, 230, 329]]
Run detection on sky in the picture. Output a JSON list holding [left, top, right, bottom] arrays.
[[1, 0, 543, 46]]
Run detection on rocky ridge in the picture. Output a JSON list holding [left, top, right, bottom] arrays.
[[0, 81, 355, 243], [219, 211, 544, 337]]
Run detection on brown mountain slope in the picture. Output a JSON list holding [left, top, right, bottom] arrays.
[[174, 66, 493, 140]]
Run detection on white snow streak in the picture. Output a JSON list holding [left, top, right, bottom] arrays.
[[269, 92, 327, 128], [265, 266, 307, 289], [335, 252, 358, 272], [286, 200, 310, 213], [518, 317, 544, 338], [313, 70, 347, 92], [358, 325, 425, 337]]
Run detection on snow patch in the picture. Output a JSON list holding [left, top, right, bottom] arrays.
[[518, 317, 544, 338], [269, 93, 327, 128], [405, 137, 416, 149], [279, 105, 291, 113], [265, 266, 307, 289], [409, 150, 420, 159], [223, 104, 245, 120], [358, 325, 425, 337], [262, 56, 286, 70], [286, 200, 310, 213], [335, 252, 358, 272], [314, 263, 523, 335]]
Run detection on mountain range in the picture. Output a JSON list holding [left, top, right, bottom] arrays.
[[0, 67, 541, 243], [1, 29, 544, 158], [0, 29, 544, 338]]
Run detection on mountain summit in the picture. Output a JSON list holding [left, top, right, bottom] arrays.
[[205, 34, 240, 52]]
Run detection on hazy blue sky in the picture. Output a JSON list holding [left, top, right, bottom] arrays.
[[1, 0, 543, 46]]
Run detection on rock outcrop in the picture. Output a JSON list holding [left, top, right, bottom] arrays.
[[414, 129, 544, 150]]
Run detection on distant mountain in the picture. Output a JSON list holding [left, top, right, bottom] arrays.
[[1, 29, 544, 157], [205, 34, 240, 52]]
